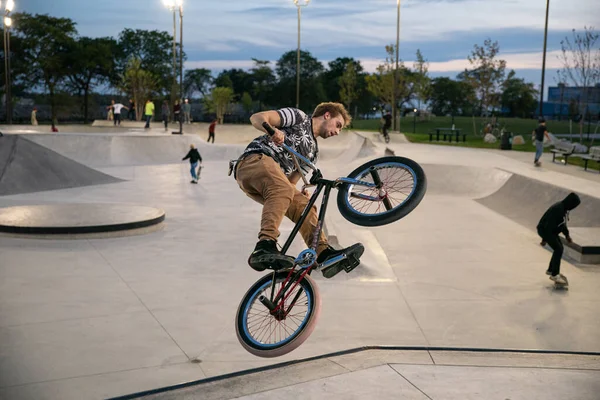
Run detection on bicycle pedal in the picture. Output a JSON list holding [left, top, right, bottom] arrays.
[[321, 264, 344, 279], [343, 257, 360, 273]]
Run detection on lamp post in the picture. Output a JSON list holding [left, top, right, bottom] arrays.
[[293, 0, 309, 109], [538, 0, 550, 119], [392, 0, 401, 133], [163, 0, 184, 134], [3, 0, 14, 124], [177, 0, 183, 104], [413, 108, 417, 133]]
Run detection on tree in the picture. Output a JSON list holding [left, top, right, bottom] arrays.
[[322, 57, 363, 103], [428, 77, 476, 117], [501, 70, 538, 118], [241, 92, 253, 114], [339, 61, 358, 117], [214, 69, 252, 100], [558, 26, 600, 140], [366, 45, 416, 114], [117, 28, 183, 97], [11, 13, 78, 122], [274, 50, 326, 109], [120, 58, 158, 120], [206, 87, 234, 123], [464, 38, 507, 116], [250, 58, 276, 110], [65, 37, 118, 123], [183, 68, 213, 99], [413, 49, 431, 110]]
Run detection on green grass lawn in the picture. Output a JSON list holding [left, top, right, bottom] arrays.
[[351, 115, 578, 137], [351, 116, 600, 171]]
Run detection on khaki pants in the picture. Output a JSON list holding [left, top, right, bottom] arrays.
[[236, 153, 328, 255]]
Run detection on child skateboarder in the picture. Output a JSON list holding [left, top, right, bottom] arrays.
[[182, 144, 203, 184], [537, 192, 581, 287]]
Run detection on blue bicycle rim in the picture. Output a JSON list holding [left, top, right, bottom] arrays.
[[344, 162, 417, 216], [242, 278, 313, 349]]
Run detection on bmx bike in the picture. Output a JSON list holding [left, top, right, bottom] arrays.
[[379, 122, 391, 143], [235, 122, 427, 358]]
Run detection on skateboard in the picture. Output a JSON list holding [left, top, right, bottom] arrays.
[[197, 165, 203, 178], [552, 275, 569, 290]]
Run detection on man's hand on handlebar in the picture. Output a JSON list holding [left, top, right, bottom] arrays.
[[270, 128, 285, 146], [261, 122, 285, 146]]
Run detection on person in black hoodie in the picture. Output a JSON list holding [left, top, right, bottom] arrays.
[[537, 192, 581, 284], [182, 144, 202, 184]]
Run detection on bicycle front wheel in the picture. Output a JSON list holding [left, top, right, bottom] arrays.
[[337, 156, 427, 227], [235, 271, 321, 358]]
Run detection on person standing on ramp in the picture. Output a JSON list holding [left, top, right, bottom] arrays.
[[537, 192, 581, 286]]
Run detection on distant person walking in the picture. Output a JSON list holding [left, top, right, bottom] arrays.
[[128, 99, 135, 121], [174, 100, 182, 132], [144, 99, 155, 129], [110, 100, 129, 126], [31, 107, 38, 126], [182, 143, 203, 184], [207, 119, 217, 143], [532, 118, 551, 167], [537, 192, 581, 285], [107, 104, 114, 121], [161, 100, 170, 132], [183, 99, 191, 124]]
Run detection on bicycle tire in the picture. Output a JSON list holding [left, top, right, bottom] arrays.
[[235, 271, 321, 358], [336, 156, 427, 227]]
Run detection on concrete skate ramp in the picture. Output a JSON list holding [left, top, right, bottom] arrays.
[[24, 131, 372, 168], [25, 134, 214, 167], [476, 173, 600, 229], [422, 164, 513, 198], [0, 135, 121, 196]]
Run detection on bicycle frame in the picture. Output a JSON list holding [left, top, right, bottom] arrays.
[[259, 138, 379, 318]]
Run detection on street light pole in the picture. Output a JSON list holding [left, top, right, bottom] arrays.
[[172, 8, 176, 115], [539, 0, 550, 118], [3, 0, 14, 125], [178, 2, 183, 101], [413, 108, 417, 133], [392, 0, 401, 132], [293, 0, 309, 109], [177, 0, 183, 135]]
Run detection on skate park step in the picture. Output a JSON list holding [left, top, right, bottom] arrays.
[[560, 227, 600, 264], [0, 204, 165, 237]]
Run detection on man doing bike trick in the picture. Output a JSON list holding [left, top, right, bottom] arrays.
[[232, 102, 364, 276]]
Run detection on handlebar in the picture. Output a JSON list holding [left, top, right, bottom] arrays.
[[260, 122, 375, 190], [262, 121, 318, 174]]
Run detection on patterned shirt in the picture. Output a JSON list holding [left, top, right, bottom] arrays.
[[241, 107, 319, 176]]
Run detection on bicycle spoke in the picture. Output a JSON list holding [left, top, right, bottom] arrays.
[[346, 164, 415, 216], [244, 277, 310, 345]]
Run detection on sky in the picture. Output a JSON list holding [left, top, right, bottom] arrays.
[[17, 0, 600, 96]]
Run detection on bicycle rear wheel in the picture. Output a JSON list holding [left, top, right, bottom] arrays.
[[337, 156, 427, 227], [235, 271, 321, 358]]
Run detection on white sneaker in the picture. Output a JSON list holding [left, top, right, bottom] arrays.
[[550, 274, 566, 284]]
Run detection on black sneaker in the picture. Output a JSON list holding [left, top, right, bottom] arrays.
[[318, 243, 364, 279], [248, 240, 294, 272]]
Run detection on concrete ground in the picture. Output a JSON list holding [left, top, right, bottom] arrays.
[[0, 125, 599, 399]]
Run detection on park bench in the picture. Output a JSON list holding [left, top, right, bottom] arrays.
[[572, 146, 600, 173], [550, 141, 576, 165], [429, 128, 466, 143]]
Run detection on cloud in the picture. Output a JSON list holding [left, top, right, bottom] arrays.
[[184, 49, 565, 76]]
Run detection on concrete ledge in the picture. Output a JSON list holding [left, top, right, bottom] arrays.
[[561, 227, 600, 264], [108, 346, 600, 400], [0, 204, 165, 235]]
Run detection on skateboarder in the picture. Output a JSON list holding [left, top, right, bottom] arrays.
[[537, 192, 581, 285], [182, 143, 202, 184], [532, 118, 550, 167]]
